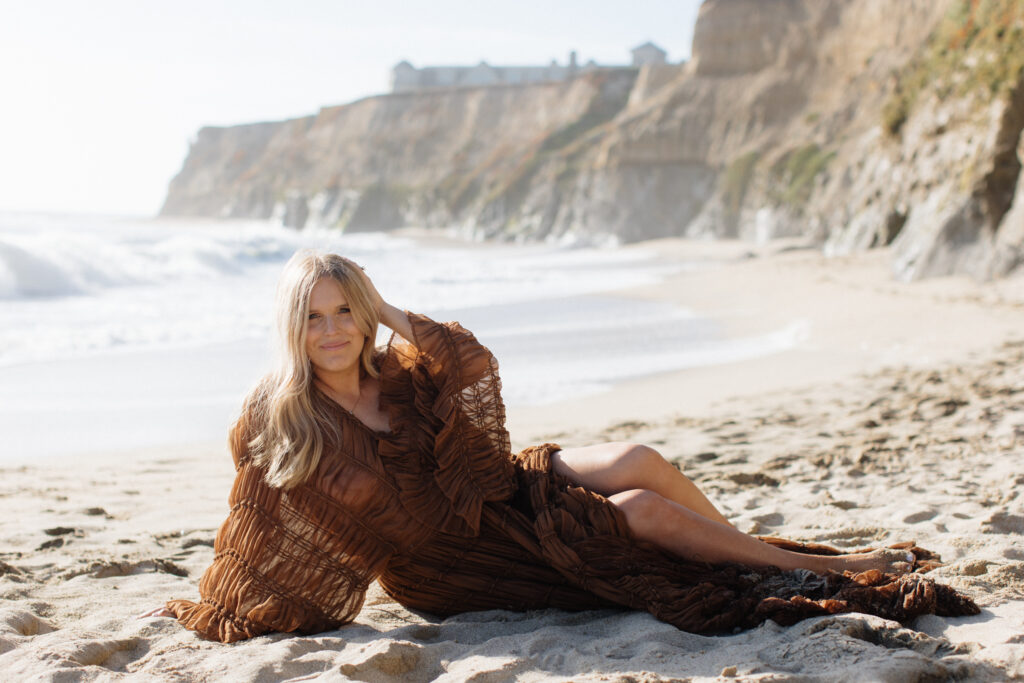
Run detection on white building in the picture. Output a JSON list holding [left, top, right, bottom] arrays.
[[630, 41, 668, 66], [391, 43, 670, 93]]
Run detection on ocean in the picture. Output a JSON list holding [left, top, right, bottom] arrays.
[[0, 213, 806, 460]]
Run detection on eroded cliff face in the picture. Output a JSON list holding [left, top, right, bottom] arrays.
[[161, 72, 639, 239], [162, 0, 1024, 279]]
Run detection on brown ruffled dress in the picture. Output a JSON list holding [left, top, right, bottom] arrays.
[[167, 313, 978, 643]]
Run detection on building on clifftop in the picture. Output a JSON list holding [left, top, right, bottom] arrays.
[[391, 43, 670, 93], [630, 41, 667, 66]]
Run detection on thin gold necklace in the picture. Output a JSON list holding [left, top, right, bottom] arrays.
[[320, 378, 362, 414], [349, 383, 362, 414]]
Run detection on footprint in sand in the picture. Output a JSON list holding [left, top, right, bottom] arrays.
[[405, 624, 442, 642], [0, 609, 54, 637], [727, 472, 780, 487], [52, 637, 141, 667], [760, 616, 963, 673], [982, 512, 1024, 534], [62, 559, 188, 580], [0, 561, 27, 579], [752, 512, 785, 528], [43, 526, 78, 536], [816, 526, 888, 547], [903, 509, 938, 524], [36, 538, 65, 551]]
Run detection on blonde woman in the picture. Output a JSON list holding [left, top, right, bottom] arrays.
[[147, 250, 974, 642]]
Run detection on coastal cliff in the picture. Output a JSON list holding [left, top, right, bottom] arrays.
[[161, 0, 1024, 279]]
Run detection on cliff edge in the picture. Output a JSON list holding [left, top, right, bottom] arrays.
[[161, 0, 1024, 280]]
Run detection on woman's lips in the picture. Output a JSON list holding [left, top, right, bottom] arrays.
[[320, 341, 350, 350]]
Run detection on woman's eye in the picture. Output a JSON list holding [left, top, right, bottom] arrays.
[[338, 307, 351, 314], [308, 313, 321, 320]]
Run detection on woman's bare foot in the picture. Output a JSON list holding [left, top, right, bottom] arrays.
[[137, 606, 174, 619], [833, 548, 916, 575]]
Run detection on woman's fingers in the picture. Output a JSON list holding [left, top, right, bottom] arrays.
[[137, 606, 174, 619]]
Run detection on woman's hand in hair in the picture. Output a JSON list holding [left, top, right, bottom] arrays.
[[345, 258, 415, 342], [344, 258, 384, 315]]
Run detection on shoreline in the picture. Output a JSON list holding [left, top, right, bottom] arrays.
[[2, 237, 1023, 680], [509, 239, 1024, 445]]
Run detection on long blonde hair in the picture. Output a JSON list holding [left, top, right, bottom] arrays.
[[248, 250, 380, 488]]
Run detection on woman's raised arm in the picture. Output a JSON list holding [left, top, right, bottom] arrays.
[[379, 302, 414, 344]]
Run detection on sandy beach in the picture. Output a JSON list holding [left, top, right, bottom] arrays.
[[2, 239, 1024, 681]]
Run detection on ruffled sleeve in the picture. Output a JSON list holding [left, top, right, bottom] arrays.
[[378, 312, 516, 536], [166, 390, 382, 643]]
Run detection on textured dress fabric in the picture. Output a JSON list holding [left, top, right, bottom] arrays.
[[167, 314, 978, 643]]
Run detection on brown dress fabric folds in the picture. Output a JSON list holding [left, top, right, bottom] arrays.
[[167, 313, 978, 643]]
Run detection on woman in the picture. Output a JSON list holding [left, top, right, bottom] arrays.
[[151, 250, 976, 642]]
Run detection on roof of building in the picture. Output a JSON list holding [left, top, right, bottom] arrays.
[[630, 41, 667, 55]]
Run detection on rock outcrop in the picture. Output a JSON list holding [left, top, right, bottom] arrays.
[[161, 0, 1024, 280]]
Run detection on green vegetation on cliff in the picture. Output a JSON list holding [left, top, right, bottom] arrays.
[[883, 0, 1024, 136], [769, 144, 835, 209]]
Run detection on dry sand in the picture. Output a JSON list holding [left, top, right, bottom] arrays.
[[2, 240, 1024, 681]]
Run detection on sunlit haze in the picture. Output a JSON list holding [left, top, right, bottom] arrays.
[[0, 0, 702, 217]]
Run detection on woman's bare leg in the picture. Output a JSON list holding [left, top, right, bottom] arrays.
[[610, 489, 913, 574], [552, 442, 734, 527]]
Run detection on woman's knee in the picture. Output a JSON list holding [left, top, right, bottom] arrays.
[[616, 443, 678, 479], [608, 488, 670, 530]]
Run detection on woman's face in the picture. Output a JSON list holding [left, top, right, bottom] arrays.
[[305, 278, 366, 378]]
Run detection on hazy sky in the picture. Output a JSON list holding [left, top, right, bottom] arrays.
[[0, 1, 703, 217]]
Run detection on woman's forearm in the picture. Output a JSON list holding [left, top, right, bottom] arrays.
[[379, 302, 415, 344]]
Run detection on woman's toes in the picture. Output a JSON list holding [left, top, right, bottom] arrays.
[[877, 549, 916, 574]]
